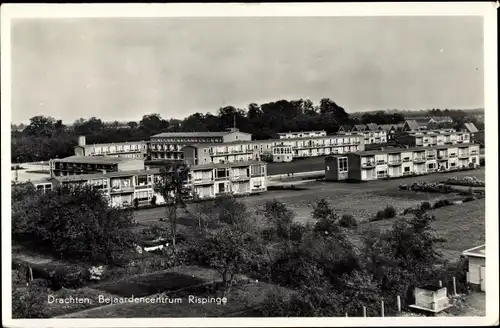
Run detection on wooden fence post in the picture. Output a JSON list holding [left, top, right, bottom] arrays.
[[363, 306, 367, 317], [453, 276, 457, 295], [381, 301, 385, 317], [397, 295, 401, 312]]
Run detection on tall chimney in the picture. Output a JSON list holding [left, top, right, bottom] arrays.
[[78, 135, 86, 146]]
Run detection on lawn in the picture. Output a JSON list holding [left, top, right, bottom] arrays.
[[63, 282, 294, 318], [359, 199, 486, 261]]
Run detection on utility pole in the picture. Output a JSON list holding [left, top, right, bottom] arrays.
[[233, 112, 236, 130]]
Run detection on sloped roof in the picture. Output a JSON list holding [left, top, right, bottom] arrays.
[[379, 124, 395, 132], [404, 120, 423, 130], [366, 123, 380, 131], [464, 122, 479, 133], [352, 124, 367, 131]]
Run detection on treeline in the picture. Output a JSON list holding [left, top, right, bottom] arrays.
[[11, 98, 406, 163]]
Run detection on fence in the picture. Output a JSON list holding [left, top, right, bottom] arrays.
[[342, 275, 467, 317]]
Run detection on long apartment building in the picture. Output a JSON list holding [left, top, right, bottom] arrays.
[[396, 129, 471, 147], [74, 136, 148, 159], [325, 143, 480, 182], [46, 156, 267, 207], [182, 134, 365, 165], [50, 156, 145, 177], [149, 128, 252, 160]]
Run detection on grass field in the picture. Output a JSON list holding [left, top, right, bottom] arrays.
[[360, 199, 485, 261]]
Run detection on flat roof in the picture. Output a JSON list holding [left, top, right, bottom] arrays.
[[54, 156, 141, 165], [151, 130, 250, 138], [277, 130, 326, 135], [54, 168, 161, 182], [184, 134, 364, 148], [462, 244, 486, 258], [75, 140, 147, 148], [191, 160, 266, 170]]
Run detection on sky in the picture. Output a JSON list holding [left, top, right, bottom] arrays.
[[10, 16, 484, 124]]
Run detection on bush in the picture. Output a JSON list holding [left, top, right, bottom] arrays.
[[383, 206, 397, 219], [420, 202, 432, 212], [370, 210, 386, 222], [462, 196, 476, 203], [150, 195, 157, 205], [48, 266, 91, 290], [433, 199, 452, 209], [338, 214, 357, 229]]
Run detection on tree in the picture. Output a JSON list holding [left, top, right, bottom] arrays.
[[127, 121, 139, 129], [139, 114, 169, 133], [200, 226, 265, 297], [263, 200, 295, 249], [312, 199, 340, 236], [12, 279, 50, 318], [154, 163, 190, 264], [23, 116, 57, 137], [11, 184, 138, 263]]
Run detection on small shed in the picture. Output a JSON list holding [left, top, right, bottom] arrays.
[[409, 285, 453, 314], [325, 155, 349, 181], [462, 244, 486, 292]]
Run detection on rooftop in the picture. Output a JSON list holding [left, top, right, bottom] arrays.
[[277, 130, 326, 135], [462, 244, 486, 258], [75, 140, 147, 148], [54, 168, 161, 182], [54, 156, 141, 165], [151, 130, 249, 138], [190, 160, 266, 170]]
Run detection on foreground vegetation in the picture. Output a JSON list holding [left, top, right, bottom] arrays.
[[11, 176, 477, 318]]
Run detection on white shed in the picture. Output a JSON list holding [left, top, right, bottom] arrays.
[[462, 244, 486, 292]]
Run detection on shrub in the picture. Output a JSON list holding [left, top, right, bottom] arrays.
[[433, 199, 452, 209], [150, 195, 157, 205], [370, 210, 386, 222], [463, 196, 476, 203], [420, 202, 432, 212], [338, 214, 357, 229], [48, 266, 91, 290], [383, 206, 397, 219]]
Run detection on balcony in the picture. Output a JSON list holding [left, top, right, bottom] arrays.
[[230, 175, 251, 182], [402, 158, 411, 162], [437, 154, 448, 160], [110, 186, 134, 193], [135, 184, 152, 190], [413, 157, 426, 163], [470, 151, 479, 155], [361, 162, 376, 169], [214, 176, 228, 181], [376, 160, 387, 165], [426, 154, 436, 160], [403, 171, 413, 176], [192, 178, 214, 185], [458, 153, 470, 159], [388, 160, 402, 166], [449, 154, 457, 158]]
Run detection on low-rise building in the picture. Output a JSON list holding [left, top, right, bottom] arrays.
[[325, 143, 480, 181], [275, 130, 327, 139], [49, 156, 145, 177], [149, 128, 252, 160], [462, 244, 486, 292], [396, 130, 471, 147], [187, 161, 267, 199], [183, 134, 365, 165], [74, 136, 148, 159]]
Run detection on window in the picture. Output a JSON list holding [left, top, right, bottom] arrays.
[[404, 166, 411, 172], [427, 163, 436, 170], [218, 183, 225, 193], [338, 157, 348, 173], [216, 168, 227, 179], [135, 191, 149, 201]]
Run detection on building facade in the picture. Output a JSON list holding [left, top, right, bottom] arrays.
[[462, 244, 486, 292], [183, 134, 365, 165], [149, 128, 252, 160], [396, 130, 471, 148], [50, 156, 145, 177], [325, 143, 480, 181], [187, 161, 267, 199], [74, 136, 148, 159]]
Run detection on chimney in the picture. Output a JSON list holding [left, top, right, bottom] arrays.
[[78, 135, 86, 146]]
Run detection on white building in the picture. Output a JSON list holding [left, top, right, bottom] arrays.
[[74, 136, 148, 159], [462, 244, 486, 292], [325, 143, 480, 181], [275, 130, 327, 139]]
